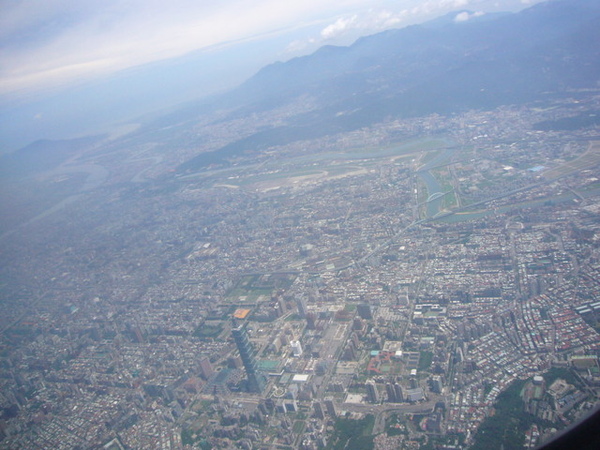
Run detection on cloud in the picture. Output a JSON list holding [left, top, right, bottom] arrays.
[[0, 0, 543, 99], [454, 10, 485, 22], [0, 0, 368, 97], [285, 38, 317, 54], [321, 15, 358, 40], [452, 0, 470, 7], [319, 8, 410, 41]]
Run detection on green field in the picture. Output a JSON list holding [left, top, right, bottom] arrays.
[[211, 137, 452, 190], [224, 273, 296, 303], [543, 141, 600, 179]]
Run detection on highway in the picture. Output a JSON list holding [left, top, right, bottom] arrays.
[[342, 398, 440, 435]]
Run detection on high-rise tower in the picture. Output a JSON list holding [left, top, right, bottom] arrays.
[[232, 322, 266, 394], [366, 379, 380, 404], [199, 356, 214, 380]]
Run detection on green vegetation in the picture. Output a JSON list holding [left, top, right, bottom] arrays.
[[420, 150, 442, 166], [430, 167, 459, 211], [470, 379, 530, 450], [193, 322, 223, 339], [442, 191, 458, 210], [385, 413, 408, 436], [543, 145, 600, 180], [534, 111, 600, 131], [543, 367, 579, 388], [425, 433, 467, 449], [483, 381, 494, 396], [225, 273, 296, 303], [327, 414, 375, 450], [419, 351, 433, 371], [293, 420, 305, 434], [190, 399, 214, 412], [181, 429, 212, 449], [226, 287, 272, 303]]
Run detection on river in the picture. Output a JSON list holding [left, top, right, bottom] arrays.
[[417, 147, 456, 219]]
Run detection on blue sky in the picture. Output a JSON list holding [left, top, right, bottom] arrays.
[[0, 0, 542, 98], [0, 0, 541, 151]]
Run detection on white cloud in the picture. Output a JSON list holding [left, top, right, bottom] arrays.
[[321, 15, 358, 40], [0, 0, 368, 96], [319, 8, 411, 42], [0, 0, 542, 98], [454, 10, 485, 22], [452, 0, 471, 7], [285, 38, 317, 54]]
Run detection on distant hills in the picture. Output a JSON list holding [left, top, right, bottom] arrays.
[[178, 0, 600, 172], [236, 0, 599, 114], [0, 136, 102, 179], [3, 0, 599, 177]]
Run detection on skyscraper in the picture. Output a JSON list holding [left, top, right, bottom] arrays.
[[386, 383, 397, 403], [394, 383, 404, 403], [357, 303, 373, 320], [291, 340, 303, 357], [199, 356, 214, 380], [366, 379, 380, 403], [296, 296, 308, 318], [232, 322, 267, 394], [313, 401, 325, 420], [324, 398, 337, 418]]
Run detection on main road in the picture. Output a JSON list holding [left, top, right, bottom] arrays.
[[342, 397, 442, 435]]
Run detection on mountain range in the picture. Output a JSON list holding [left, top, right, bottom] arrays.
[[3, 0, 600, 176], [177, 0, 600, 172]]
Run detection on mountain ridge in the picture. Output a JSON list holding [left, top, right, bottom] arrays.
[[177, 0, 600, 173]]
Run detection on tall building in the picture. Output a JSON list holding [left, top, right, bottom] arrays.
[[296, 296, 308, 318], [394, 383, 404, 403], [386, 383, 402, 403], [313, 401, 325, 420], [232, 322, 267, 394], [324, 398, 337, 418], [199, 356, 214, 380], [357, 304, 373, 320], [366, 379, 379, 403], [386, 383, 397, 403], [291, 340, 303, 357], [431, 375, 443, 394], [342, 340, 356, 361], [305, 312, 317, 330]]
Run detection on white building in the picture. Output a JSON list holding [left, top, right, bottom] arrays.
[[291, 340, 303, 357]]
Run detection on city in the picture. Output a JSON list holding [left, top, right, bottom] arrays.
[[1, 91, 600, 449]]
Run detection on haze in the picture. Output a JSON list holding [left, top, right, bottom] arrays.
[[1, 0, 542, 152]]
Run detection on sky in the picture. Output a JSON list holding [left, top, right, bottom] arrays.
[[0, 0, 543, 151]]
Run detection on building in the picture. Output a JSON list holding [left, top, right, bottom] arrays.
[[291, 340, 303, 357], [366, 379, 380, 403], [431, 375, 443, 394], [357, 304, 373, 320], [199, 356, 214, 380], [386, 382, 404, 403], [232, 322, 267, 394], [313, 401, 325, 420], [571, 355, 598, 370], [394, 383, 404, 402], [406, 387, 424, 402], [324, 398, 337, 418], [386, 383, 397, 403], [296, 296, 308, 318]]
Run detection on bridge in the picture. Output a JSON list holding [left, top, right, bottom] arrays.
[[426, 191, 446, 202]]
